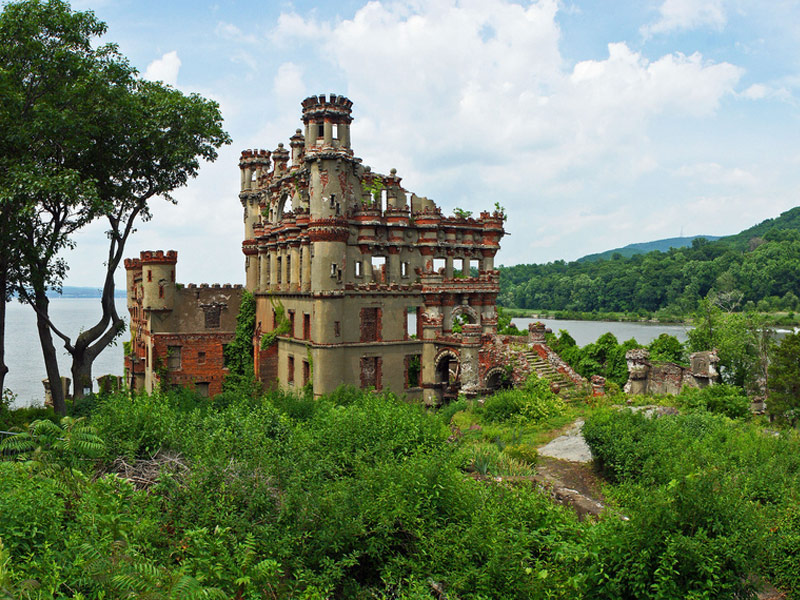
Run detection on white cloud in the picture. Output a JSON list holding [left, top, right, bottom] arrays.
[[273, 62, 306, 99], [143, 51, 181, 86], [675, 162, 758, 186], [215, 21, 258, 44], [257, 0, 745, 264], [642, 0, 726, 37]]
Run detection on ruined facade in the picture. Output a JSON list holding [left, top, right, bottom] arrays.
[[242, 94, 506, 404], [624, 348, 719, 396], [124, 251, 243, 397]]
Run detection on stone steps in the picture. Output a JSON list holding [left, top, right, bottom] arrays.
[[523, 351, 579, 395]]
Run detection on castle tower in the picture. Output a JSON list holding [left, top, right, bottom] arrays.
[[301, 93, 353, 151], [139, 250, 178, 311]]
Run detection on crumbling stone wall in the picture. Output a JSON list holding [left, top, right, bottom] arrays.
[[624, 348, 719, 395]]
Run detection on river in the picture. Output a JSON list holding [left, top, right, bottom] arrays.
[[4, 297, 127, 408], [3, 298, 694, 408]]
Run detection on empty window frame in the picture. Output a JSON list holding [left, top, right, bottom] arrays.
[[167, 346, 182, 370], [288, 356, 295, 384]]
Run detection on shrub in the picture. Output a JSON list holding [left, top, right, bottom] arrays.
[[677, 384, 751, 419], [482, 375, 565, 424]]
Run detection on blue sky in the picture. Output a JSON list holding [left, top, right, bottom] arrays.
[[58, 0, 800, 286]]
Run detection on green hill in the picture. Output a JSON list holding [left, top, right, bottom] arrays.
[[499, 205, 800, 316], [577, 235, 721, 263]]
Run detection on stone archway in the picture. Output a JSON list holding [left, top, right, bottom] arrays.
[[434, 349, 461, 402], [447, 304, 480, 331], [484, 366, 512, 392]]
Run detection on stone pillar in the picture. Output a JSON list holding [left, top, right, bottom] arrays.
[[340, 123, 350, 148], [245, 255, 258, 291], [483, 251, 494, 272], [323, 120, 333, 146], [269, 250, 278, 290], [528, 322, 546, 345], [302, 242, 312, 292], [290, 244, 301, 291], [280, 248, 289, 291], [445, 256, 454, 279], [259, 250, 269, 291], [387, 248, 400, 282], [363, 254, 373, 281]]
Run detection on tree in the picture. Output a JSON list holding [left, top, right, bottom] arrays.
[[767, 332, 800, 426], [0, 1, 230, 413], [688, 295, 773, 392]]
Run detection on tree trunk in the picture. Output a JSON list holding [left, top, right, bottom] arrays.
[[68, 222, 128, 401], [0, 263, 8, 400], [34, 291, 66, 415]]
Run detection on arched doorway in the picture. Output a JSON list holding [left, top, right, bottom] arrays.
[[435, 349, 460, 402]]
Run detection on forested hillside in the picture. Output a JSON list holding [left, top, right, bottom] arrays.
[[499, 207, 800, 315]]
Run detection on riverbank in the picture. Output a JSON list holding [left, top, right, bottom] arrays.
[[501, 306, 800, 328]]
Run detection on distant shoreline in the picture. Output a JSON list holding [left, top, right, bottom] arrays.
[[8, 287, 128, 300]]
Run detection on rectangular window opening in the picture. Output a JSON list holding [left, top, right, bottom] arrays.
[[167, 346, 182, 371], [198, 351, 206, 365], [288, 310, 295, 338], [288, 356, 295, 384], [401, 261, 409, 278], [433, 258, 446, 274], [277, 257, 282, 283], [406, 308, 417, 340], [360, 307, 380, 342], [334, 321, 341, 337], [406, 354, 421, 388], [371, 256, 386, 283], [469, 259, 481, 277], [303, 313, 311, 340], [303, 361, 310, 386], [355, 260, 363, 277], [196, 382, 210, 398], [317, 123, 324, 139]]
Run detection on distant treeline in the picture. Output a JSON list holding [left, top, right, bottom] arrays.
[[498, 207, 800, 315]]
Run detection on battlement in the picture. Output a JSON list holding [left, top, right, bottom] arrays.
[[301, 93, 353, 120], [124, 258, 141, 270], [139, 250, 177, 265], [184, 283, 243, 290]]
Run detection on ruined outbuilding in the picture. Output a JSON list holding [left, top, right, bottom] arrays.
[[124, 251, 243, 397], [624, 348, 719, 396], [242, 94, 507, 404]]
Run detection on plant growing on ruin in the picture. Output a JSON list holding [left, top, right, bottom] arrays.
[[260, 296, 290, 349], [453, 207, 472, 219]]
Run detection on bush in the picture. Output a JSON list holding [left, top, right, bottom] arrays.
[[482, 375, 565, 424], [677, 384, 751, 419]]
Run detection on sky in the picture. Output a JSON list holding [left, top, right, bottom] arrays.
[[57, 0, 800, 287]]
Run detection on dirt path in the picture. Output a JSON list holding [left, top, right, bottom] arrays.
[[534, 418, 610, 520]]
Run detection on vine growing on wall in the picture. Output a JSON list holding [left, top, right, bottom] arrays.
[[222, 291, 256, 392], [260, 295, 290, 350]]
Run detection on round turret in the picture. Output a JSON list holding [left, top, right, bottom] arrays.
[[140, 250, 178, 311], [301, 94, 353, 150]]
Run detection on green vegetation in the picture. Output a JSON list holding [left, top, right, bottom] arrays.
[[582, 407, 800, 598], [499, 207, 800, 325], [1, 369, 799, 598]]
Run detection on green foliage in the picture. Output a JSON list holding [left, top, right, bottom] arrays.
[[582, 407, 800, 598], [482, 375, 566, 424], [768, 331, 800, 426], [496, 306, 523, 335], [548, 330, 640, 387], [676, 384, 751, 419], [647, 333, 687, 364], [453, 207, 473, 219], [223, 290, 257, 393]]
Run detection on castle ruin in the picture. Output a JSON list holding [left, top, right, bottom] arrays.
[[126, 94, 509, 404]]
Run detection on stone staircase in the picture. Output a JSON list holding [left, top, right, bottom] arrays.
[[523, 350, 582, 397]]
